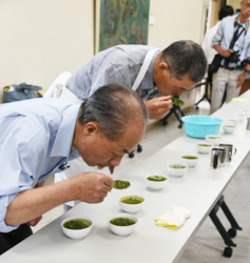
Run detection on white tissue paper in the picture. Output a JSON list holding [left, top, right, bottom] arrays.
[[155, 206, 191, 230]]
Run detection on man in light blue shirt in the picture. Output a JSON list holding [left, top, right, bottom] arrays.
[[0, 83, 148, 254], [211, 0, 250, 113], [202, 5, 234, 64]]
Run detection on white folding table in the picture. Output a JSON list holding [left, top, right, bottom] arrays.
[[2, 90, 250, 262]]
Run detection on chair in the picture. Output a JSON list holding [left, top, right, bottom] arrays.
[[195, 66, 213, 108]]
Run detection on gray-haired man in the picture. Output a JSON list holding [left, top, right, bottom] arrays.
[[0, 83, 148, 254]]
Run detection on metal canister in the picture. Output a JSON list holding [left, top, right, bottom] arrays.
[[247, 117, 250, 130], [210, 147, 226, 169]]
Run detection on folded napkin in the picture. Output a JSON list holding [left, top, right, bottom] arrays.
[[155, 206, 191, 230]]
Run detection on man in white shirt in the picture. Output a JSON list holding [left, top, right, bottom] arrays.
[[210, 0, 250, 113], [202, 5, 234, 64], [199, 6, 234, 108]]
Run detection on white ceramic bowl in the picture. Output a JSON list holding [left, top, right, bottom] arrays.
[[205, 134, 222, 145], [166, 163, 188, 177], [242, 102, 250, 109], [231, 114, 244, 123], [222, 124, 236, 134], [119, 195, 144, 213], [180, 154, 199, 167], [225, 118, 238, 126], [61, 217, 93, 240], [235, 113, 246, 121], [196, 142, 213, 154], [109, 214, 137, 236], [145, 175, 168, 190]]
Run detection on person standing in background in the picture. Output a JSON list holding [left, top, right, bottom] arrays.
[[201, 5, 234, 107], [210, 0, 250, 114], [202, 5, 234, 65]]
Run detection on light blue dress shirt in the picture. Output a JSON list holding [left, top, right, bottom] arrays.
[[212, 14, 250, 67], [0, 98, 80, 232], [67, 44, 160, 101]]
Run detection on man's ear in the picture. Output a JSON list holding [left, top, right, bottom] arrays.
[[83, 121, 100, 136], [158, 61, 169, 72]]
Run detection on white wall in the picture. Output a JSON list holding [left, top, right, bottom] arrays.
[[0, 0, 205, 102], [0, 0, 94, 100], [227, 0, 241, 11], [148, 0, 204, 48]]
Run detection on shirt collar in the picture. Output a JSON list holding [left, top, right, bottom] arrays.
[[50, 104, 80, 157]]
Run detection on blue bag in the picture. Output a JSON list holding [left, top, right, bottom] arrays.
[[3, 82, 42, 103]]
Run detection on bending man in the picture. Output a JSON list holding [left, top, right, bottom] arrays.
[[0, 83, 148, 254], [63, 40, 207, 119]]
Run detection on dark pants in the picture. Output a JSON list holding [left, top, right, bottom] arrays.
[[0, 224, 32, 255]]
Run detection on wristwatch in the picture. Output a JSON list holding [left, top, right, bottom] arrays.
[[244, 69, 250, 74]]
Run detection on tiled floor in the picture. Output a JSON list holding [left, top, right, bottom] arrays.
[[32, 97, 250, 262]]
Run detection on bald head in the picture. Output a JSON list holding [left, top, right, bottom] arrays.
[[77, 83, 148, 140]]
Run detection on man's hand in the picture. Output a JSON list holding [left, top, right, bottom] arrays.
[[237, 72, 248, 88], [71, 172, 114, 203], [145, 96, 172, 119], [220, 49, 232, 58], [214, 44, 232, 58]]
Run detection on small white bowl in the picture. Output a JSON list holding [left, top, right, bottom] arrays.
[[226, 118, 238, 125], [242, 103, 250, 109], [109, 214, 137, 236], [222, 124, 236, 134], [119, 195, 144, 213], [180, 154, 199, 167], [196, 142, 213, 154], [205, 135, 222, 145], [166, 163, 188, 177], [61, 217, 93, 240], [231, 114, 244, 122], [235, 113, 246, 121], [145, 175, 168, 190]]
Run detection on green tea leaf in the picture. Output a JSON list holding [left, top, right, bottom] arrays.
[[171, 97, 184, 106], [113, 180, 130, 189], [110, 217, 136, 226]]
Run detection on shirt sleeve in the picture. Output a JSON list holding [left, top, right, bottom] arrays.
[[0, 115, 49, 232], [245, 34, 250, 58], [212, 22, 224, 47]]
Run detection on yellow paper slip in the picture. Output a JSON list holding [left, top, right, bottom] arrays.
[[231, 98, 249, 102]]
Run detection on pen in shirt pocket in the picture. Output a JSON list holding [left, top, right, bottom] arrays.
[[58, 162, 70, 171]]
